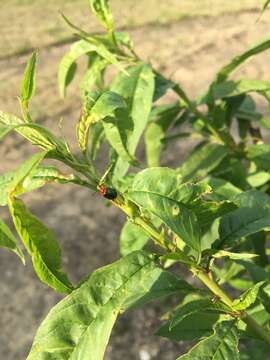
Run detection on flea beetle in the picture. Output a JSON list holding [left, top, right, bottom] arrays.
[[99, 185, 118, 200]]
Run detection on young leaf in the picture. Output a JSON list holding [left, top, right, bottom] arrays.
[[77, 91, 135, 164], [89, 0, 114, 32], [26, 251, 193, 360], [58, 40, 97, 98], [203, 176, 242, 201], [212, 250, 258, 261], [0, 218, 25, 263], [20, 51, 37, 110], [176, 320, 239, 360], [177, 143, 228, 182], [262, 0, 270, 12], [202, 79, 270, 103], [58, 38, 124, 98], [110, 63, 155, 179], [215, 37, 270, 82], [9, 197, 73, 293], [128, 168, 204, 254], [233, 281, 265, 311], [120, 220, 149, 256], [80, 55, 108, 96]]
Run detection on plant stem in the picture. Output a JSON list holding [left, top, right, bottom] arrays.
[[190, 266, 270, 346], [113, 194, 270, 345], [242, 313, 270, 346]]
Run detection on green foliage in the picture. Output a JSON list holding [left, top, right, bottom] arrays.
[[1, 1, 270, 359], [0, 218, 25, 263], [27, 250, 191, 359]]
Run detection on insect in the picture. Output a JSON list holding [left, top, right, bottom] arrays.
[[99, 185, 118, 200]]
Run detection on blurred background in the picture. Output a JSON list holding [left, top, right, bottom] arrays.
[[0, 1, 270, 359]]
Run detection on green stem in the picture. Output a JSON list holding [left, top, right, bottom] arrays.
[[113, 194, 270, 346], [242, 313, 270, 346], [191, 266, 270, 346]]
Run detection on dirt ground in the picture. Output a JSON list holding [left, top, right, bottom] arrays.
[[1, 3, 270, 360]]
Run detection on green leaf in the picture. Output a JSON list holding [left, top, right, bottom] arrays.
[[176, 321, 239, 360], [153, 73, 175, 102], [128, 168, 208, 254], [89, 0, 114, 31], [216, 37, 270, 82], [58, 39, 124, 98], [58, 40, 96, 98], [233, 281, 265, 311], [145, 103, 181, 167], [9, 197, 73, 294], [120, 221, 149, 256], [0, 165, 76, 206], [77, 91, 134, 164], [8, 152, 47, 196], [247, 144, 270, 171], [26, 251, 192, 360], [0, 111, 67, 156], [170, 299, 230, 330], [80, 55, 107, 96], [20, 51, 37, 109], [156, 311, 220, 341], [217, 207, 270, 249], [215, 190, 270, 248], [0, 218, 25, 263], [110, 63, 155, 179], [212, 250, 258, 261], [203, 176, 242, 201], [177, 143, 228, 182], [203, 79, 270, 103], [262, 0, 270, 12]]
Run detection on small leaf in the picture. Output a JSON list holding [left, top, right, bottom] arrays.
[[262, 0, 270, 12], [233, 281, 265, 311], [80, 55, 107, 95], [77, 91, 132, 164], [9, 197, 73, 293], [20, 51, 37, 109], [58, 38, 124, 98], [177, 143, 228, 182], [202, 79, 270, 103], [120, 221, 149, 256], [203, 176, 242, 201], [89, 0, 114, 31], [176, 320, 239, 360], [110, 64, 155, 180], [212, 250, 258, 260], [0, 218, 25, 263], [216, 37, 270, 82], [26, 251, 192, 359]]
